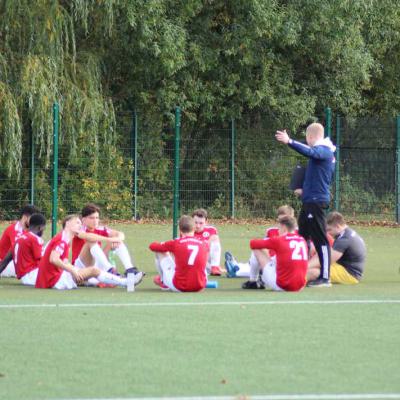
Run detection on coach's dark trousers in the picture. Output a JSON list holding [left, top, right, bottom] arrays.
[[298, 202, 331, 280]]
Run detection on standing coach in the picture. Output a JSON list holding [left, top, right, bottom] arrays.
[[275, 123, 336, 287]]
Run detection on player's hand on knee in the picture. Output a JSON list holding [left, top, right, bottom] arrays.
[[72, 268, 84, 284]]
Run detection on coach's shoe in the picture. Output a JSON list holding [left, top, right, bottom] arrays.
[[210, 266, 222, 276], [153, 275, 169, 290], [241, 280, 264, 289], [225, 252, 239, 278], [307, 278, 332, 288]]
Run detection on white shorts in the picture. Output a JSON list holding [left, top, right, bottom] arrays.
[[160, 256, 179, 292], [20, 268, 39, 286], [53, 271, 78, 290], [261, 259, 283, 291], [0, 260, 16, 278]]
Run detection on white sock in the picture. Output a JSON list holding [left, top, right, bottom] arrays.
[[98, 271, 127, 287], [115, 243, 134, 271], [209, 240, 221, 267], [90, 244, 113, 271], [205, 262, 211, 274], [236, 262, 251, 277], [249, 251, 260, 281], [155, 255, 163, 278]]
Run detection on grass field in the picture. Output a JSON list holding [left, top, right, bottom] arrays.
[[0, 222, 399, 400]]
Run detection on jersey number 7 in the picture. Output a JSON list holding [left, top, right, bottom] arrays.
[[187, 245, 199, 265]]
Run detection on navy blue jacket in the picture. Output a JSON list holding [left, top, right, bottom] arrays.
[[288, 138, 335, 203]]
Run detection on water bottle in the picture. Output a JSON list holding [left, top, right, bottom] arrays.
[[206, 280, 218, 289], [127, 272, 135, 292]]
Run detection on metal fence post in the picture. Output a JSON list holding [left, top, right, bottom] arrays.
[[325, 107, 332, 138], [230, 118, 235, 218], [172, 107, 181, 238], [396, 115, 400, 223], [131, 110, 138, 220], [334, 115, 341, 211], [52, 103, 59, 237], [30, 127, 35, 204]]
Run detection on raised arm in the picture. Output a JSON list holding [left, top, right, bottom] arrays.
[[275, 130, 333, 160], [288, 140, 333, 160]]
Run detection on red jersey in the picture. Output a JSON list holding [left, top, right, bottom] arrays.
[[71, 225, 110, 264], [13, 231, 44, 279], [250, 233, 308, 291], [0, 221, 25, 260], [36, 231, 70, 288], [194, 225, 218, 242], [149, 236, 209, 292]]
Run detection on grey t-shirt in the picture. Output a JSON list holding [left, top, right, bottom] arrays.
[[333, 227, 366, 280]]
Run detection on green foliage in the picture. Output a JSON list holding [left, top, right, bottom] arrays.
[[59, 147, 133, 219], [1, 1, 400, 220], [338, 174, 396, 220], [0, 82, 22, 176]]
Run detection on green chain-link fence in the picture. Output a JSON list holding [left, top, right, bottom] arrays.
[[1, 107, 399, 224], [332, 116, 398, 221]]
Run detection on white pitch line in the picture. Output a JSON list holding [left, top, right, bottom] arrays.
[[1, 299, 400, 309], [54, 393, 400, 400]]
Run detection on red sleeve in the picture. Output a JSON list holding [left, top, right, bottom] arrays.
[[54, 240, 66, 256], [250, 237, 277, 250], [0, 226, 12, 257], [149, 240, 175, 253]]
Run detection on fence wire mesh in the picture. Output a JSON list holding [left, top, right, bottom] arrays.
[[0, 112, 398, 222]]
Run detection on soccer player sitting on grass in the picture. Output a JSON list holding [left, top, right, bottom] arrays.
[[225, 205, 295, 279], [192, 208, 222, 276], [307, 211, 366, 285], [149, 215, 209, 292], [0, 213, 46, 286], [0, 204, 40, 277], [71, 203, 143, 286], [241, 215, 308, 292], [35, 215, 135, 290]]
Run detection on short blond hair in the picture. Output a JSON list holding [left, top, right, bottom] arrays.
[[62, 214, 79, 229], [306, 122, 324, 138], [277, 205, 295, 218], [278, 215, 297, 232], [327, 211, 345, 226]]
